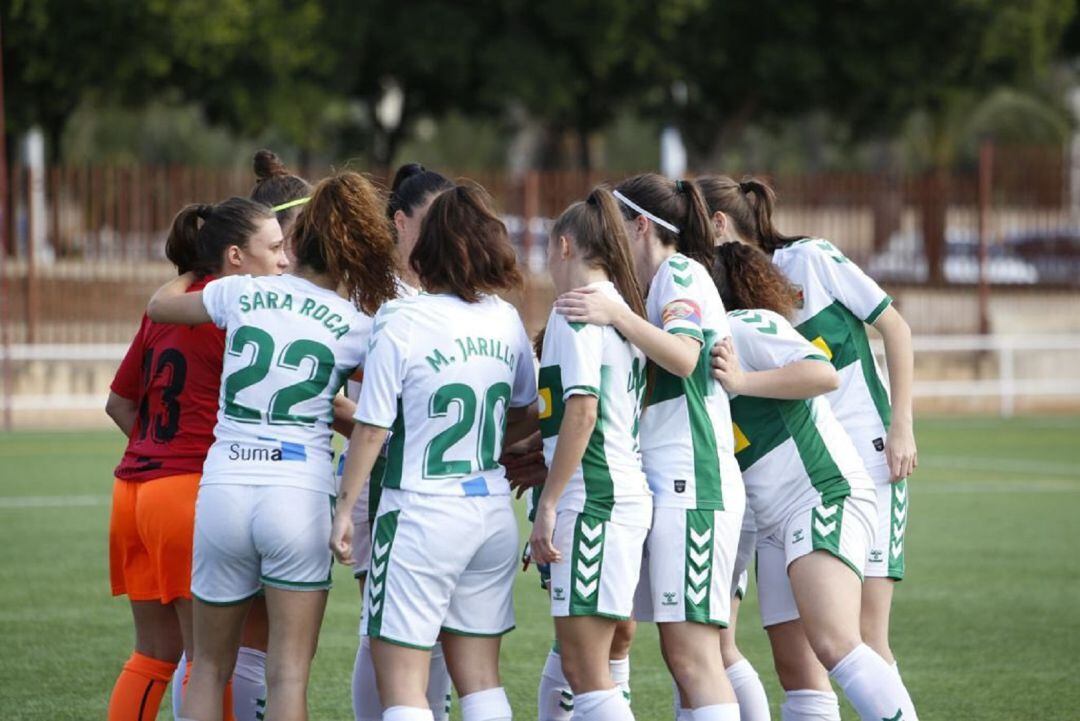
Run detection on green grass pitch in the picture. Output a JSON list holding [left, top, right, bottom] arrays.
[[1, 416, 1079, 720]]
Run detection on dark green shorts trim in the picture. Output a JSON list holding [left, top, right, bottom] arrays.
[[367, 633, 435, 651], [260, 575, 333, 591], [440, 624, 516, 638], [192, 589, 261, 607], [564, 608, 631, 622], [658, 616, 729, 629]]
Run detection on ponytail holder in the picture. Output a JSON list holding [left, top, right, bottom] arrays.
[[586, 193, 598, 206], [738, 181, 752, 194], [196, 204, 212, 220], [675, 180, 686, 193], [271, 197, 310, 212], [613, 190, 681, 235]]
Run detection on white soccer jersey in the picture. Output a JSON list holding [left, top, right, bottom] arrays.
[[200, 274, 370, 495], [538, 281, 652, 528], [354, 292, 537, 496], [640, 253, 742, 510], [727, 308, 874, 535], [772, 239, 893, 473]]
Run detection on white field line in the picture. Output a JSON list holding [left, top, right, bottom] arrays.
[[0, 494, 111, 508], [921, 455, 1079, 478]]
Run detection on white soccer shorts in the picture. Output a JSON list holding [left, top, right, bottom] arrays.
[[634, 506, 742, 627], [549, 510, 648, 621], [757, 493, 875, 627], [864, 463, 908, 580], [192, 483, 333, 604], [362, 489, 518, 649]]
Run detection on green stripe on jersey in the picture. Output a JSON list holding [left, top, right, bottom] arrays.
[[732, 396, 851, 505], [580, 367, 616, 520], [648, 330, 724, 508], [379, 399, 407, 490], [795, 300, 891, 427]]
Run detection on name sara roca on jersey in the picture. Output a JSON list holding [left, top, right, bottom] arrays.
[[237, 289, 352, 341]]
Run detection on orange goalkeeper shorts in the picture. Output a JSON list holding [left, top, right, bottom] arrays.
[[109, 473, 200, 603]]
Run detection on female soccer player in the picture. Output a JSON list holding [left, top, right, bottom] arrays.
[[528, 187, 651, 721], [147, 171, 399, 721], [696, 176, 918, 706], [348, 163, 456, 721], [331, 184, 538, 721], [710, 241, 918, 721], [250, 148, 312, 244], [556, 174, 745, 721], [106, 197, 288, 721]]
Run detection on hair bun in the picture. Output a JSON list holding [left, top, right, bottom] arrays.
[[390, 163, 427, 194], [253, 149, 289, 181]]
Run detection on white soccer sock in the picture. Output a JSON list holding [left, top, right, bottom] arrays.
[[572, 688, 635, 721], [232, 646, 267, 721], [672, 679, 688, 719], [726, 659, 771, 721], [690, 704, 740, 721], [609, 656, 631, 703], [460, 687, 512, 721], [676, 711, 694, 721], [353, 636, 382, 721], [428, 642, 453, 720], [829, 644, 918, 721], [171, 651, 187, 719], [780, 689, 841, 721], [383, 706, 435, 721], [539, 649, 574, 721]]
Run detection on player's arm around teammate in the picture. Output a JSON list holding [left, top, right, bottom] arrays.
[[711, 242, 918, 721], [697, 177, 918, 696], [106, 197, 288, 721], [558, 176, 746, 721], [151, 172, 399, 721], [331, 184, 537, 721]]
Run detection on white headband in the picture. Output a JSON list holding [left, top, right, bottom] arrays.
[[612, 190, 681, 235]]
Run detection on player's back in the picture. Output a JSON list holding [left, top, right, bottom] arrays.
[[359, 292, 535, 498], [113, 275, 224, 480]]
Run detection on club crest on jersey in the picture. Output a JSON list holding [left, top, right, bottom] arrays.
[[873, 437, 885, 452], [673, 479, 687, 493], [793, 284, 805, 309], [228, 437, 307, 462], [661, 299, 702, 327]]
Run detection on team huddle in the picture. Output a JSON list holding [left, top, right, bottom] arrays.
[[104, 151, 919, 721]]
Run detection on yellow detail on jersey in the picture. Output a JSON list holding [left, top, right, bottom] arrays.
[[733, 422, 750, 453], [538, 388, 553, 420], [811, 336, 833, 361]]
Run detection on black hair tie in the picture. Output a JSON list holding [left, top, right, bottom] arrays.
[[675, 180, 686, 193]]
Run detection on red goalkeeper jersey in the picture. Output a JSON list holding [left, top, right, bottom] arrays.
[[111, 276, 224, 481]]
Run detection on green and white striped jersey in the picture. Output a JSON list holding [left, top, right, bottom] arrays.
[[200, 274, 370, 495], [538, 282, 652, 527], [640, 254, 742, 511], [728, 308, 873, 535], [773, 239, 893, 474], [354, 292, 537, 497]]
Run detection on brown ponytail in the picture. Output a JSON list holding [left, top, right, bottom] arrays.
[[410, 183, 523, 303], [552, 187, 647, 319], [613, 173, 714, 268], [695, 175, 805, 253], [711, 241, 800, 318], [164, 198, 273, 277], [290, 171, 399, 315]]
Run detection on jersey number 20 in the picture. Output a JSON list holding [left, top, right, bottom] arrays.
[[424, 382, 511, 478]]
